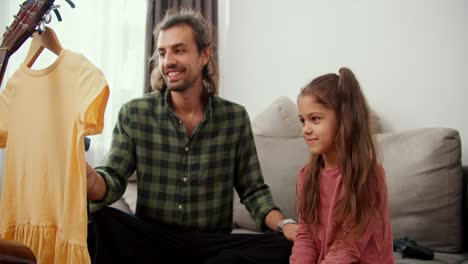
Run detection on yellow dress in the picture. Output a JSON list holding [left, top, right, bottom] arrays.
[[0, 49, 109, 264]]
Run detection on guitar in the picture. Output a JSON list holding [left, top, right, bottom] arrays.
[[0, 0, 57, 88], [0, 239, 36, 264]]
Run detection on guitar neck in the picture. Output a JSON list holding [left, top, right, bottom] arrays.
[[0, 47, 11, 88]]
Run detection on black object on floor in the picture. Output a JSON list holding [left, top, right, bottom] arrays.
[[393, 237, 434, 260]]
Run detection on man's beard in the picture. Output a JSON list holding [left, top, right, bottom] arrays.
[[167, 82, 190, 92], [165, 75, 197, 93]]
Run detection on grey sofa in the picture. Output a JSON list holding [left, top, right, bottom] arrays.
[[112, 96, 468, 264]]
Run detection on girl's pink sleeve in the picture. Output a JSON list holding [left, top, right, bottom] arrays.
[[290, 166, 319, 264], [290, 219, 318, 263], [321, 227, 375, 263], [321, 165, 394, 264]]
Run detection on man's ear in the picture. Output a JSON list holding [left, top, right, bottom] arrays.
[[201, 47, 212, 66]]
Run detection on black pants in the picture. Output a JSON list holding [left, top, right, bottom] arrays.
[[88, 207, 292, 264]]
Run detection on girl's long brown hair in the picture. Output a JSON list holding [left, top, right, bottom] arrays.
[[298, 67, 382, 242]]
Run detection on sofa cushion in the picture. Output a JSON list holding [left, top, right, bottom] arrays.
[[379, 128, 463, 253], [252, 96, 382, 136], [252, 96, 303, 138], [234, 96, 309, 231], [234, 136, 309, 231]]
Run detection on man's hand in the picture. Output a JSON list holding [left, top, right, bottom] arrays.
[[264, 210, 298, 241], [282, 223, 298, 241], [86, 162, 98, 191]]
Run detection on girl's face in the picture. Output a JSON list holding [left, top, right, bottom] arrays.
[[298, 95, 338, 157]]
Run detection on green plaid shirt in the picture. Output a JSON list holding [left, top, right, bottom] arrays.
[[91, 89, 278, 232]]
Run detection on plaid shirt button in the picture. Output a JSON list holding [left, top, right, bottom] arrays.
[[185, 147, 189, 152], [178, 204, 183, 210]]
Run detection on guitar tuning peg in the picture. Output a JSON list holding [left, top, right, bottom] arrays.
[[37, 22, 46, 33], [43, 11, 52, 24]]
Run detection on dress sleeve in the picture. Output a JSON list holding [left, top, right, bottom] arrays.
[[0, 85, 12, 148], [76, 57, 109, 135], [290, 166, 319, 263]]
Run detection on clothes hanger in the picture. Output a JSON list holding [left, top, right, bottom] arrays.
[[24, 26, 63, 68]]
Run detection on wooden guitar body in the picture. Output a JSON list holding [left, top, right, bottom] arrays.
[[0, 239, 36, 264]]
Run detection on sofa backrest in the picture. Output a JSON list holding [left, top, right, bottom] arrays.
[[233, 97, 308, 230], [234, 96, 466, 254], [378, 128, 463, 253]]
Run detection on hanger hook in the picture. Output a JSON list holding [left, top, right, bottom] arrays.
[[64, 0, 76, 8]]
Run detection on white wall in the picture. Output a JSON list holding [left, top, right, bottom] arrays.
[[218, 0, 468, 164]]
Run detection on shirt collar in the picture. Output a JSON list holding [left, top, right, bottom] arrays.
[[162, 88, 213, 120]]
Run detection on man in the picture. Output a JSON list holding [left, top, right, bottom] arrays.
[[86, 9, 297, 263]]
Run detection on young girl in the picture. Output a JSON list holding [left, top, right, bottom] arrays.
[[290, 67, 395, 263]]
